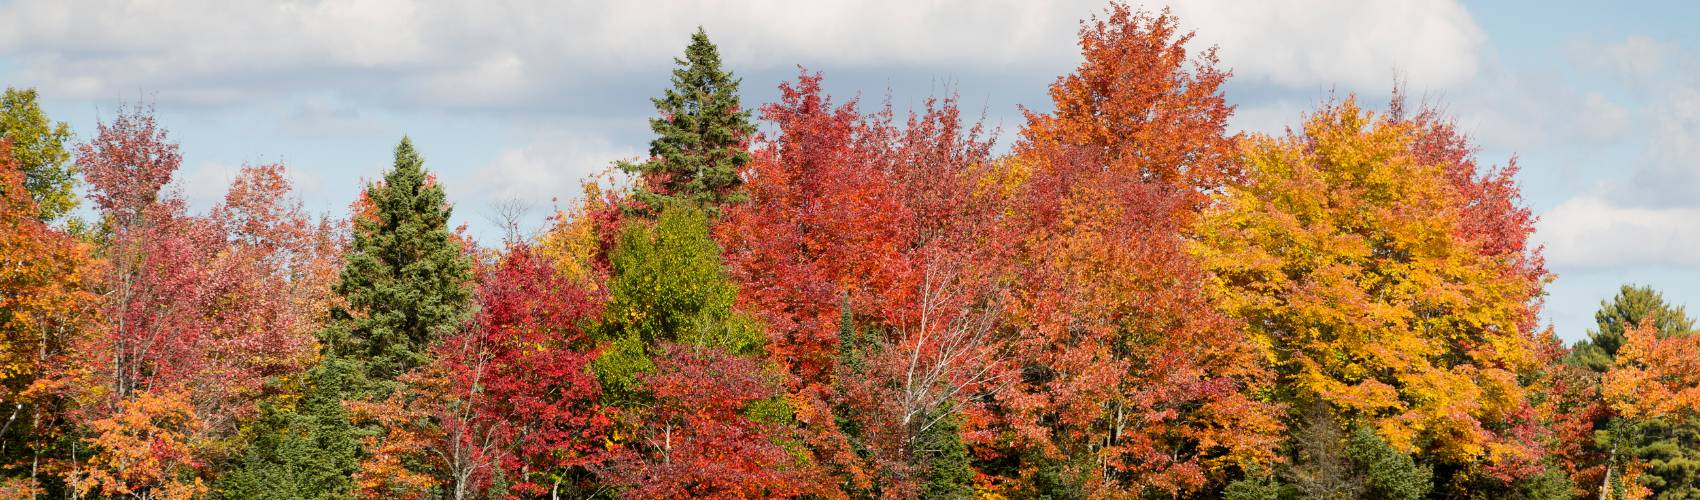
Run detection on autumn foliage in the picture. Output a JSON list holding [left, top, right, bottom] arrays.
[[2, 2, 1694, 498]]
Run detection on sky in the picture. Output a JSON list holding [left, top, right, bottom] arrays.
[[0, 0, 1694, 343]]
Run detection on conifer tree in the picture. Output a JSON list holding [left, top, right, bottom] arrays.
[[621, 28, 755, 215], [216, 139, 470, 499], [323, 137, 473, 385], [1568, 284, 1695, 372]]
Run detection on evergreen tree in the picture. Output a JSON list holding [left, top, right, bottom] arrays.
[[214, 361, 364, 499], [323, 137, 473, 386], [914, 405, 975, 500], [620, 28, 755, 215], [1346, 427, 1433, 500], [0, 87, 76, 221], [1625, 417, 1700, 498], [1569, 284, 1695, 372]]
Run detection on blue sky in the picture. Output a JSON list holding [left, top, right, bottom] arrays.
[[0, 0, 1692, 343]]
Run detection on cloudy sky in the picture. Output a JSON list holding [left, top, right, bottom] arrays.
[[1, 0, 1694, 342]]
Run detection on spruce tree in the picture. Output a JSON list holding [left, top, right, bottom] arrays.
[[621, 27, 755, 215], [915, 406, 976, 500], [214, 361, 363, 499], [217, 138, 470, 498], [323, 137, 473, 385]]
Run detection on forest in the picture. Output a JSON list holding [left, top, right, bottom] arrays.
[[0, 2, 1695, 499]]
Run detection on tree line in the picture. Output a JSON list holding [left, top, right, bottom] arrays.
[[0, 3, 1694, 499]]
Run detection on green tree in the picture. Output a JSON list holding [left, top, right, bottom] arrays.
[[620, 28, 755, 215], [593, 204, 763, 394], [914, 405, 975, 500], [0, 87, 76, 221], [214, 360, 364, 499], [1347, 427, 1433, 500], [1569, 284, 1696, 372], [1624, 417, 1700, 498], [322, 137, 473, 386]]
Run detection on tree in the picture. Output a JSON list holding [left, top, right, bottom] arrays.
[[67, 390, 207, 500], [620, 28, 756, 215], [1570, 285, 1695, 373], [321, 137, 473, 387], [0, 140, 92, 493], [0, 88, 76, 222], [595, 204, 763, 396], [353, 245, 611, 499], [1603, 319, 1700, 499], [1197, 97, 1551, 489], [214, 360, 364, 499], [718, 73, 1011, 493], [986, 5, 1281, 495], [600, 343, 813, 498]]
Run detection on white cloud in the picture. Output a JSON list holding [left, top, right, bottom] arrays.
[[461, 124, 641, 207], [1622, 82, 1700, 207], [0, 0, 1488, 111], [1538, 195, 1700, 269], [1171, 0, 1484, 91]]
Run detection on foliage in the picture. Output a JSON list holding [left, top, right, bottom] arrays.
[[600, 343, 813, 498], [1570, 285, 1695, 373], [68, 390, 208, 500], [991, 4, 1281, 495], [596, 204, 763, 395], [0, 139, 91, 490], [1198, 97, 1549, 488], [359, 245, 612, 499], [620, 28, 756, 214], [0, 87, 77, 221], [7, 9, 1698, 500]]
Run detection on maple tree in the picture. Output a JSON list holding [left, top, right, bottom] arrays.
[[354, 245, 611, 499], [974, 5, 1280, 496], [66, 390, 207, 500], [1197, 97, 1554, 492], [0, 140, 92, 493], [600, 342, 814, 498], [717, 71, 1013, 495]]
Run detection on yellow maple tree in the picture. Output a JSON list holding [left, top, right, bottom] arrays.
[[1197, 98, 1547, 478]]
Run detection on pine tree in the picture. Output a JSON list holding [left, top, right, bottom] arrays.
[[0, 87, 76, 222], [323, 137, 473, 385], [1569, 284, 1695, 372], [621, 28, 755, 215]]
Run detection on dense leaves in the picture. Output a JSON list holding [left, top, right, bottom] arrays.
[[0, 87, 76, 222], [5, 4, 1700, 498]]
